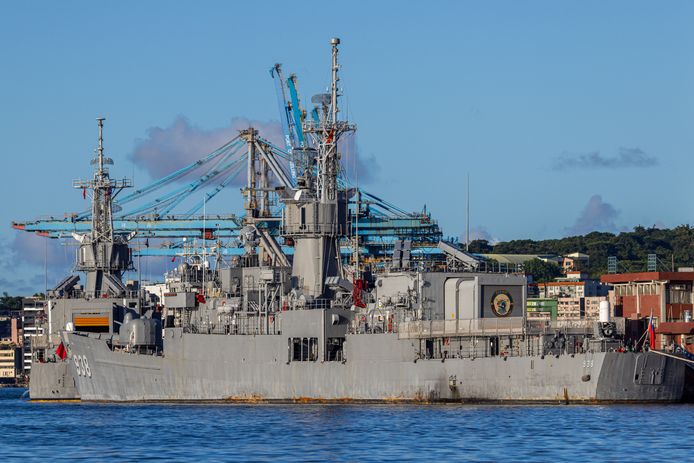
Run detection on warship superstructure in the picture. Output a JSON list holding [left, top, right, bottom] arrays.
[[33, 39, 691, 403], [29, 119, 142, 399]]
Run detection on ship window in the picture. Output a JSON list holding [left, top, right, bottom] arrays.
[[489, 337, 500, 356], [292, 338, 301, 361], [326, 337, 345, 362], [291, 337, 318, 362]]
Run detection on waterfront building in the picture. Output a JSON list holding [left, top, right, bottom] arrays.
[[601, 271, 694, 352], [534, 280, 609, 299], [557, 297, 584, 320], [584, 296, 608, 320], [526, 298, 557, 320], [0, 344, 19, 381], [21, 298, 46, 373], [561, 252, 590, 273], [554, 296, 608, 321]]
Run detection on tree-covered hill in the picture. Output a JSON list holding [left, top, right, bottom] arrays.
[[468, 225, 694, 277]]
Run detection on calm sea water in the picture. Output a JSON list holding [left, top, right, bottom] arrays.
[[1, 387, 692, 462]]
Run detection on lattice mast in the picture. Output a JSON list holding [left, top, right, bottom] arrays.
[[73, 118, 133, 294], [282, 38, 356, 298], [307, 38, 355, 204]]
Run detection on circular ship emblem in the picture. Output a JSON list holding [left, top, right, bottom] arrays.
[[490, 290, 514, 317]]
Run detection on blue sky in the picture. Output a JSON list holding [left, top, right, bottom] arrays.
[[1, 1, 693, 293]]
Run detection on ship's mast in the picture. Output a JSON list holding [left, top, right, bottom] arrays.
[[314, 38, 353, 205], [73, 118, 134, 296], [282, 38, 355, 299], [331, 38, 339, 127], [91, 117, 114, 243]]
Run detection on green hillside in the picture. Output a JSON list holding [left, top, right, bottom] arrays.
[[468, 225, 694, 277]]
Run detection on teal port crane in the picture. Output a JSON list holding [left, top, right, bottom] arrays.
[[13, 63, 443, 261]]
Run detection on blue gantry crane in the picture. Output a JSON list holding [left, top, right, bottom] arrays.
[[13, 63, 443, 261]]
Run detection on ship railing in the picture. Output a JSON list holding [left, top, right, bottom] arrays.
[[281, 223, 338, 235], [407, 332, 527, 360], [437, 343, 525, 360], [476, 261, 524, 274], [60, 289, 140, 300], [525, 317, 625, 334], [443, 260, 525, 274], [310, 299, 332, 310], [398, 317, 625, 339], [350, 317, 399, 335], [192, 313, 281, 336], [372, 260, 524, 275], [30, 335, 49, 350], [397, 317, 526, 339], [300, 298, 338, 310], [397, 317, 628, 358]]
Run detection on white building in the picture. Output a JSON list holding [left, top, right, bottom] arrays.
[[21, 298, 46, 372]]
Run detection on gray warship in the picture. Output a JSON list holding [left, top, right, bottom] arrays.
[[29, 118, 139, 400], [34, 39, 691, 403]]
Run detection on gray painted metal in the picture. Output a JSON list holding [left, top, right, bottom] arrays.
[[28, 38, 690, 405], [29, 361, 79, 400], [64, 330, 685, 402], [438, 241, 480, 271]]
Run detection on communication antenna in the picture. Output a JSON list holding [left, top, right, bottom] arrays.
[[466, 172, 470, 252], [330, 37, 340, 125], [203, 193, 207, 295], [97, 117, 105, 173]]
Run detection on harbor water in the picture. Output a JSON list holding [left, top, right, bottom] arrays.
[[1, 388, 692, 462]]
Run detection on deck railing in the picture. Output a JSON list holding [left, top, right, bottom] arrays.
[[397, 317, 526, 339]]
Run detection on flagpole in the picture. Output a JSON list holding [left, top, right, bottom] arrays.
[[634, 312, 654, 352], [648, 310, 656, 351], [635, 329, 648, 350], [202, 194, 206, 297]]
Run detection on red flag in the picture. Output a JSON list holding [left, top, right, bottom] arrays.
[[56, 342, 67, 360], [648, 313, 656, 349], [82, 188, 86, 200], [352, 278, 366, 308], [196, 293, 206, 304]]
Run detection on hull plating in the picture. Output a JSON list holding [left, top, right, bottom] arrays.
[[65, 331, 686, 403]]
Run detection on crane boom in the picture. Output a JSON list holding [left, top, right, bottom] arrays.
[[270, 64, 297, 182]]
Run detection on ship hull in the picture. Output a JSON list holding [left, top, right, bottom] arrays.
[[64, 330, 686, 403], [29, 361, 79, 400]]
